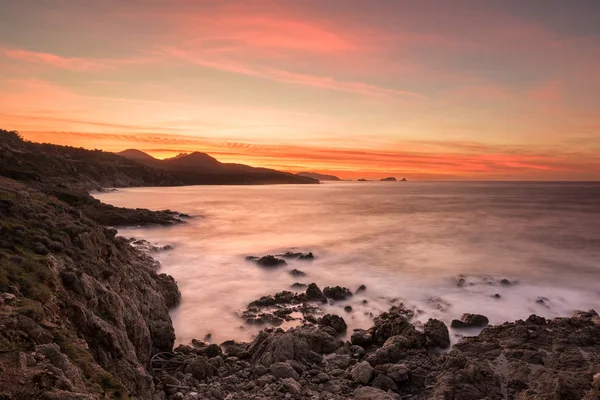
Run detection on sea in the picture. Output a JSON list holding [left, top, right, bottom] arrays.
[[94, 181, 600, 345]]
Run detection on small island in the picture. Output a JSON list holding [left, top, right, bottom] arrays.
[[380, 177, 397, 181]]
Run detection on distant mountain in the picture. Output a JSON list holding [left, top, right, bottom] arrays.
[[117, 149, 157, 162], [380, 177, 397, 182], [117, 149, 318, 185], [296, 172, 341, 181]]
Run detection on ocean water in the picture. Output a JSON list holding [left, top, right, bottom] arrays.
[[94, 182, 600, 345]]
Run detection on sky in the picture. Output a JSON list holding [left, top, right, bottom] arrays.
[[0, 0, 599, 180]]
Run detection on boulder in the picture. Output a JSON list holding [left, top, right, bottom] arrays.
[[351, 361, 374, 384], [355, 285, 367, 294], [323, 286, 353, 301], [281, 377, 303, 394], [450, 313, 489, 329], [424, 318, 450, 348], [351, 329, 373, 347], [289, 269, 306, 277], [318, 314, 347, 335], [270, 362, 299, 380], [369, 305, 421, 345], [305, 283, 326, 302], [184, 357, 216, 381]]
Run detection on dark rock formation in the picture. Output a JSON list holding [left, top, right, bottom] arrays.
[[323, 286, 353, 301], [451, 313, 490, 329], [380, 177, 397, 182], [246, 255, 287, 267]]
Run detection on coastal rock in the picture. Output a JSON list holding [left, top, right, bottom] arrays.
[[424, 318, 450, 348], [355, 284, 367, 294], [305, 283, 327, 302], [351, 361, 374, 384], [323, 286, 353, 301], [270, 362, 299, 380], [351, 329, 373, 347], [248, 326, 342, 367], [372, 375, 398, 393], [450, 313, 489, 329], [290, 282, 307, 290], [282, 251, 314, 260], [317, 314, 347, 335], [369, 305, 420, 345], [253, 255, 287, 267], [289, 269, 306, 277]]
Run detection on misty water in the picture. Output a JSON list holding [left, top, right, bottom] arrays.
[[95, 182, 600, 345]]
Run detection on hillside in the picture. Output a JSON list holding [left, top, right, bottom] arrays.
[[117, 149, 319, 185], [296, 172, 341, 181]]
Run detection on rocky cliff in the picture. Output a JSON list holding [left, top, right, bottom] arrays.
[[0, 177, 180, 399]]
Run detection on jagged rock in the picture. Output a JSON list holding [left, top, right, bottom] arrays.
[[249, 326, 342, 367], [305, 283, 326, 302], [290, 282, 307, 290], [270, 362, 299, 380], [351, 361, 374, 384], [323, 286, 353, 301], [282, 252, 314, 260], [424, 318, 450, 348], [254, 255, 287, 267], [354, 386, 397, 400], [369, 305, 421, 345], [198, 343, 222, 358], [318, 314, 347, 335], [351, 329, 373, 347], [450, 313, 489, 329], [355, 285, 367, 294], [289, 269, 306, 277]]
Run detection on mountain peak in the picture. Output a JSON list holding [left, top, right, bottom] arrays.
[[117, 149, 156, 161]]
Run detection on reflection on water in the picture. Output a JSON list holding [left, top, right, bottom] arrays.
[[95, 182, 600, 344]]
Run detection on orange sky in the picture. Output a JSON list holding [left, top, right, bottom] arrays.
[[1, 1, 599, 180]]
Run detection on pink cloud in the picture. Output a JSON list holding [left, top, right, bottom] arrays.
[[157, 47, 426, 99], [0, 47, 112, 72]]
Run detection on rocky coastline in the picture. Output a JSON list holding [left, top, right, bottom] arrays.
[[0, 130, 599, 399]]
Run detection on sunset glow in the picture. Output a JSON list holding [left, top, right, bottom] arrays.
[[1, 1, 599, 180]]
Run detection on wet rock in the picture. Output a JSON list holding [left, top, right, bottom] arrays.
[[318, 314, 347, 335], [290, 282, 307, 290], [354, 386, 397, 400], [369, 305, 421, 345], [351, 329, 373, 347], [305, 283, 327, 302], [289, 269, 306, 277], [270, 362, 299, 380], [424, 318, 450, 348], [355, 284, 367, 294], [351, 361, 374, 384], [493, 293, 501, 299], [344, 305, 353, 313], [536, 297, 550, 307], [451, 313, 489, 329], [323, 286, 353, 301], [500, 278, 512, 285], [281, 251, 314, 260], [255, 255, 287, 267], [198, 343, 222, 358]]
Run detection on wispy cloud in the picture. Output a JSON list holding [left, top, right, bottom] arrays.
[[0, 47, 111, 72]]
